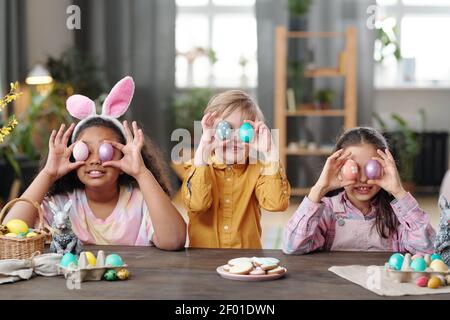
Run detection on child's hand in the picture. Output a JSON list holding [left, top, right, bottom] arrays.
[[308, 149, 356, 202], [194, 112, 228, 166], [368, 149, 407, 200], [243, 120, 273, 154], [43, 124, 85, 181], [102, 121, 147, 179]]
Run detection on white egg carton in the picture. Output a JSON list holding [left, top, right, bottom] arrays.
[[384, 263, 450, 283], [57, 250, 127, 283]]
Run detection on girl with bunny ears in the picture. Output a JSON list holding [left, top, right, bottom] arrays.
[[4, 76, 186, 250]]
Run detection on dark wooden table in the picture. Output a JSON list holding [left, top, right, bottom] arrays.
[[1, 246, 449, 300]]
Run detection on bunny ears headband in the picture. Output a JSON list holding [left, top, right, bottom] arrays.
[[66, 76, 135, 142]]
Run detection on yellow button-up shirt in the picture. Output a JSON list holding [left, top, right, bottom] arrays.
[[181, 158, 291, 249]]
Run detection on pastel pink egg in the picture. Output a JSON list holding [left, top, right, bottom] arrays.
[[99, 143, 114, 162], [365, 159, 382, 180], [341, 159, 358, 181], [73, 141, 89, 161], [416, 276, 429, 288]]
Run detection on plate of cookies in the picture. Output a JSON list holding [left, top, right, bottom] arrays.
[[216, 257, 287, 281]]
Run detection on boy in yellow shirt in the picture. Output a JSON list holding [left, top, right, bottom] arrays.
[[182, 90, 291, 248]]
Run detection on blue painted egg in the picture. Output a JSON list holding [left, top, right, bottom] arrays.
[[105, 253, 124, 267], [216, 121, 232, 140], [431, 253, 442, 261], [410, 257, 427, 272], [60, 253, 78, 268], [388, 253, 404, 270], [239, 122, 254, 143]]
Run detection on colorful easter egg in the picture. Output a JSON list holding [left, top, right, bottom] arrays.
[[431, 253, 443, 261], [26, 232, 38, 238], [341, 159, 358, 181], [99, 143, 114, 162], [60, 252, 79, 268], [429, 259, 449, 272], [388, 253, 404, 270], [364, 160, 382, 180], [4, 233, 17, 238], [6, 219, 29, 234], [104, 269, 117, 281], [410, 257, 427, 272], [216, 121, 232, 141], [85, 251, 97, 266], [416, 276, 429, 288], [428, 276, 441, 289], [117, 268, 130, 280], [239, 123, 254, 143], [105, 253, 124, 267], [73, 141, 89, 161]]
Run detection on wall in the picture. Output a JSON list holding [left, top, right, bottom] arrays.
[[373, 88, 450, 169], [26, 0, 74, 67]]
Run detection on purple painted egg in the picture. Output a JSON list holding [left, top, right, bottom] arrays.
[[73, 141, 89, 161], [99, 143, 114, 162], [364, 160, 382, 180]]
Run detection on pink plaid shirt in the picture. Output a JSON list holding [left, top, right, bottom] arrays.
[[283, 191, 435, 255]]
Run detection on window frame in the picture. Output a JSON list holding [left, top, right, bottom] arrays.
[[175, 0, 257, 89], [375, 0, 450, 89]]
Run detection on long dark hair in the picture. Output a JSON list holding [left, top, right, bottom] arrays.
[[326, 127, 399, 239], [43, 118, 172, 197]]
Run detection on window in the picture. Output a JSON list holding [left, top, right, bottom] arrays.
[[375, 0, 450, 87], [175, 0, 258, 88]]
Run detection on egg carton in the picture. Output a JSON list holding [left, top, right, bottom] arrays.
[[384, 263, 450, 283], [57, 250, 127, 283]]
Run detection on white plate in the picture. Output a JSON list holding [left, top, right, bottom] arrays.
[[216, 265, 287, 281]]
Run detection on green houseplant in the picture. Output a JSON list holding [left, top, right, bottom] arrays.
[[313, 88, 335, 110]]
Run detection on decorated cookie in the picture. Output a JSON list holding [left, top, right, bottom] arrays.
[[249, 268, 266, 275], [267, 266, 286, 275], [229, 262, 253, 275], [228, 257, 253, 266], [260, 263, 278, 271]]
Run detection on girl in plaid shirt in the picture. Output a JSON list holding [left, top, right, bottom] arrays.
[[283, 127, 435, 255]]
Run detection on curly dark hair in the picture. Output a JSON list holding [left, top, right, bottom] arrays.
[[326, 127, 399, 239], [42, 118, 172, 197]]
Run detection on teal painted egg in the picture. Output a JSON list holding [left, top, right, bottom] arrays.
[[103, 269, 117, 281], [60, 253, 78, 268], [216, 120, 232, 140], [431, 253, 442, 261], [17, 232, 27, 239], [388, 253, 404, 270], [410, 257, 427, 272], [105, 253, 124, 267], [239, 122, 254, 143]]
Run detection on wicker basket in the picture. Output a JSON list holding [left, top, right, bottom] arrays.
[[0, 198, 48, 260]]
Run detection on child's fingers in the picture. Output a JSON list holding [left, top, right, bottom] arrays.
[[104, 140, 125, 151], [137, 129, 144, 147], [102, 160, 121, 169], [385, 148, 395, 161], [377, 149, 389, 161], [123, 120, 134, 143], [49, 130, 56, 148], [336, 150, 352, 163], [367, 179, 383, 186], [340, 180, 356, 187], [328, 149, 344, 160], [371, 156, 387, 168], [68, 161, 85, 171], [55, 124, 65, 145], [132, 121, 140, 141], [62, 123, 75, 146]]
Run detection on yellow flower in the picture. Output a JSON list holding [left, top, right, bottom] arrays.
[[0, 82, 21, 143]]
